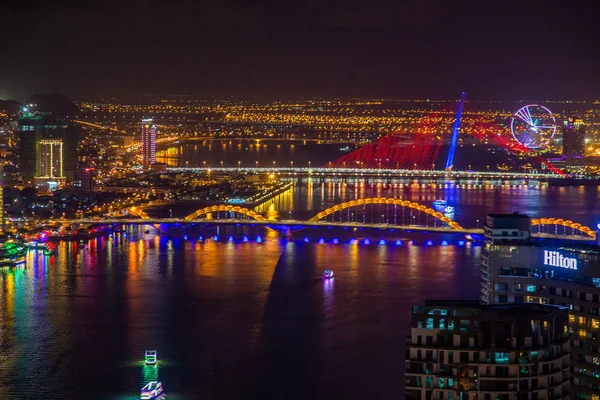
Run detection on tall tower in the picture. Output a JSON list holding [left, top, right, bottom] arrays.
[[37, 139, 64, 178], [141, 119, 156, 170], [18, 110, 78, 184], [562, 116, 585, 169], [445, 92, 466, 171]]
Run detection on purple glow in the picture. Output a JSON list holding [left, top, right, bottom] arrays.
[[242, 236, 249, 242], [332, 238, 339, 244], [256, 236, 263, 243], [378, 239, 386, 245], [303, 237, 310, 242], [426, 240, 433, 246], [441, 240, 448, 246], [227, 236, 234, 242], [395, 240, 403, 245], [318, 238, 325, 244], [363, 239, 371, 245], [213, 235, 219, 241]]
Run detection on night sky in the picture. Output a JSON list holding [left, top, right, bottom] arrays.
[[1, 0, 599, 101]]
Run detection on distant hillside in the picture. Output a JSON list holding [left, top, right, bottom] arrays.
[[25, 93, 77, 117], [0, 99, 22, 115]]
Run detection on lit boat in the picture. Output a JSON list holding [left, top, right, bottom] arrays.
[[432, 199, 447, 207], [144, 350, 157, 365], [323, 269, 334, 279], [140, 381, 163, 399], [443, 206, 455, 214]]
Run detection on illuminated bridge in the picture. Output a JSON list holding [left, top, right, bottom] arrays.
[[165, 167, 566, 182], [58, 198, 597, 241]]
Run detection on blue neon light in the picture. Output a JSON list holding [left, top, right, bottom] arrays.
[[243, 236, 249, 242], [378, 239, 386, 245], [395, 240, 403, 245], [445, 92, 466, 170], [441, 240, 448, 246], [183, 235, 188, 240], [349, 238, 357, 244], [227, 236, 234, 242], [332, 238, 339, 244], [213, 235, 219, 241], [426, 240, 433, 246], [363, 239, 371, 245], [303, 237, 310, 242], [458, 240, 465, 246], [318, 238, 325, 244], [256, 236, 263, 243], [198, 236, 204, 241]]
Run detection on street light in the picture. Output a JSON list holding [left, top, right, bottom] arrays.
[[220, 161, 224, 168], [238, 161, 241, 168]]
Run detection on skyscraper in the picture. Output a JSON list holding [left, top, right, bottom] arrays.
[[482, 213, 600, 399], [406, 300, 571, 400], [37, 139, 64, 178], [18, 110, 78, 183], [141, 119, 156, 169], [562, 116, 585, 169]]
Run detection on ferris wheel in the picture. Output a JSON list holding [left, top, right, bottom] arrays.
[[510, 104, 557, 150]]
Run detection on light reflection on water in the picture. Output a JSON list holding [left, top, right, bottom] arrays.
[[0, 233, 482, 399]]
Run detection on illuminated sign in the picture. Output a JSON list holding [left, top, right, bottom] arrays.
[[543, 250, 577, 270]]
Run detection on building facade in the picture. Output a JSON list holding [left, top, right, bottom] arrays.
[[141, 119, 156, 169], [406, 300, 571, 400], [482, 213, 600, 398], [18, 112, 78, 183], [562, 116, 585, 170], [37, 139, 64, 178]]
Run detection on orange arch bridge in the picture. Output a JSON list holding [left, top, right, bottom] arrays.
[[307, 197, 463, 230], [531, 218, 596, 239], [185, 205, 266, 221]]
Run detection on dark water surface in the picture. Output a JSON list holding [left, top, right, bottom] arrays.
[[0, 231, 481, 399]]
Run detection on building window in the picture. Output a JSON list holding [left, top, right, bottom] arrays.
[[498, 295, 508, 303], [514, 283, 523, 291], [426, 318, 434, 329], [460, 320, 470, 331], [515, 295, 524, 303], [592, 319, 600, 330], [495, 352, 510, 364], [526, 284, 536, 292]]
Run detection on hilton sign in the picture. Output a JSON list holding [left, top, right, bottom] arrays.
[[543, 251, 578, 270]]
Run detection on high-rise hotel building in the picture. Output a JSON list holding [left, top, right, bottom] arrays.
[[562, 116, 585, 170], [18, 111, 78, 183], [141, 119, 156, 169], [406, 300, 571, 400], [482, 213, 600, 399]]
